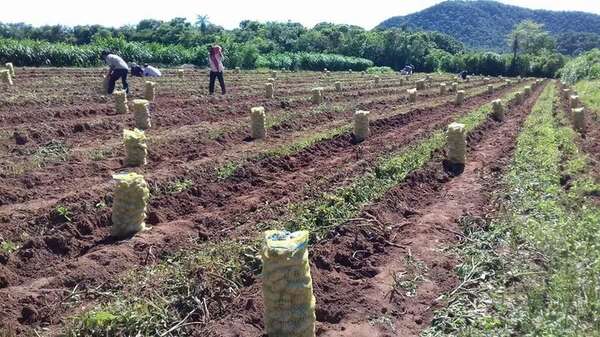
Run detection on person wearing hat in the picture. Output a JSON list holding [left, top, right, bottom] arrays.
[[101, 50, 129, 94], [208, 45, 226, 95]]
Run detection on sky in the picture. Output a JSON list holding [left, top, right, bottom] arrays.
[[1, 0, 599, 29]]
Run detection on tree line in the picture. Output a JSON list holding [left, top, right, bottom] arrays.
[[0, 17, 569, 77]]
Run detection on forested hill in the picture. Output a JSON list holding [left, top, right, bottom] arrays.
[[377, 1, 600, 52]]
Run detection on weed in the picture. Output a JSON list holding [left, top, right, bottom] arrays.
[[425, 84, 600, 337], [31, 140, 71, 167], [389, 250, 427, 299], [368, 314, 396, 332], [165, 178, 193, 194], [88, 147, 112, 161], [215, 161, 239, 180], [0, 240, 18, 254], [67, 240, 261, 336], [55, 205, 72, 222]]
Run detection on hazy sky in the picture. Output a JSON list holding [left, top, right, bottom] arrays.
[[1, 0, 599, 29]]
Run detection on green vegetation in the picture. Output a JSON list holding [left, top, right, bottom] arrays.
[[66, 81, 533, 336], [165, 178, 193, 194], [0, 14, 562, 77], [559, 49, 600, 84], [378, 0, 600, 53], [215, 161, 239, 180], [424, 84, 600, 336], [0, 239, 18, 254], [54, 205, 73, 222], [255, 52, 373, 71], [284, 87, 525, 239], [66, 240, 260, 337], [366, 66, 395, 74], [574, 80, 600, 115]]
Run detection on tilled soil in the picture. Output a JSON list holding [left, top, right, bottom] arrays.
[[0, 68, 519, 335], [200, 83, 546, 337]]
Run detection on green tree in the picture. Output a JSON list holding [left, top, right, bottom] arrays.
[[507, 20, 555, 56], [195, 15, 210, 34]]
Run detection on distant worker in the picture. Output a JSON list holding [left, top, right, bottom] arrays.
[[101, 50, 129, 94], [459, 70, 468, 80], [208, 44, 226, 95], [401, 65, 413, 75], [130, 63, 144, 77], [143, 63, 162, 77]]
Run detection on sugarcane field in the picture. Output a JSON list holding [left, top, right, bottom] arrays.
[[1, 1, 600, 337]]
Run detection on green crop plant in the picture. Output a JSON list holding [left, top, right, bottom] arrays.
[[165, 178, 193, 194], [389, 251, 427, 300], [0, 240, 18, 254], [215, 161, 239, 180], [55, 205, 73, 222]]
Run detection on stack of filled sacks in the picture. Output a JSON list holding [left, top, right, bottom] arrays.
[[0, 70, 12, 86], [251, 106, 266, 139], [144, 81, 156, 101]]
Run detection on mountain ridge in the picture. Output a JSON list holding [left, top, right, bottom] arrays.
[[377, 1, 600, 52]]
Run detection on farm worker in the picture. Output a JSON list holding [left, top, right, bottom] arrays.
[[208, 44, 226, 95], [459, 70, 468, 80], [101, 50, 129, 94], [130, 63, 144, 77], [143, 63, 162, 77]]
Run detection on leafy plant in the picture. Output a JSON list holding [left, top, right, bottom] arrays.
[[55, 205, 72, 222], [0, 240, 18, 254], [165, 178, 193, 194]]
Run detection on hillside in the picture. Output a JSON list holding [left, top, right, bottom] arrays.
[[377, 0, 600, 52]]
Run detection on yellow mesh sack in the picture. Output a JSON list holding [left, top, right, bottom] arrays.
[[144, 81, 156, 101], [132, 99, 151, 130], [5, 63, 15, 77], [114, 90, 128, 114], [262, 230, 316, 337], [407, 88, 417, 103], [1, 70, 13, 86], [123, 129, 147, 167], [353, 110, 370, 143], [251, 107, 266, 140], [311, 88, 323, 105], [265, 83, 274, 99], [111, 173, 149, 238], [447, 122, 466, 165]]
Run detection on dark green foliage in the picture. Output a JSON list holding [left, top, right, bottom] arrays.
[[378, 0, 600, 52], [556, 32, 600, 56]]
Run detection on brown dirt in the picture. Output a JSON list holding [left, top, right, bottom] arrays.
[[0, 68, 521, 335], [200, 83, 546, 337]]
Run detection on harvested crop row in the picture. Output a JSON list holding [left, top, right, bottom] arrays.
[[0, 79, 513, 236], [59, 81, 546, 337], [0, 80, 530, 336]]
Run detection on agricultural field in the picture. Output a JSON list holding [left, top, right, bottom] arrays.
[[0, 68, 597, 337]]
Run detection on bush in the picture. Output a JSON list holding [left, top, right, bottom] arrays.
[[366, 66, 394, 74], [558, 49, 600, 84], [256, 52, 373, 71]]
